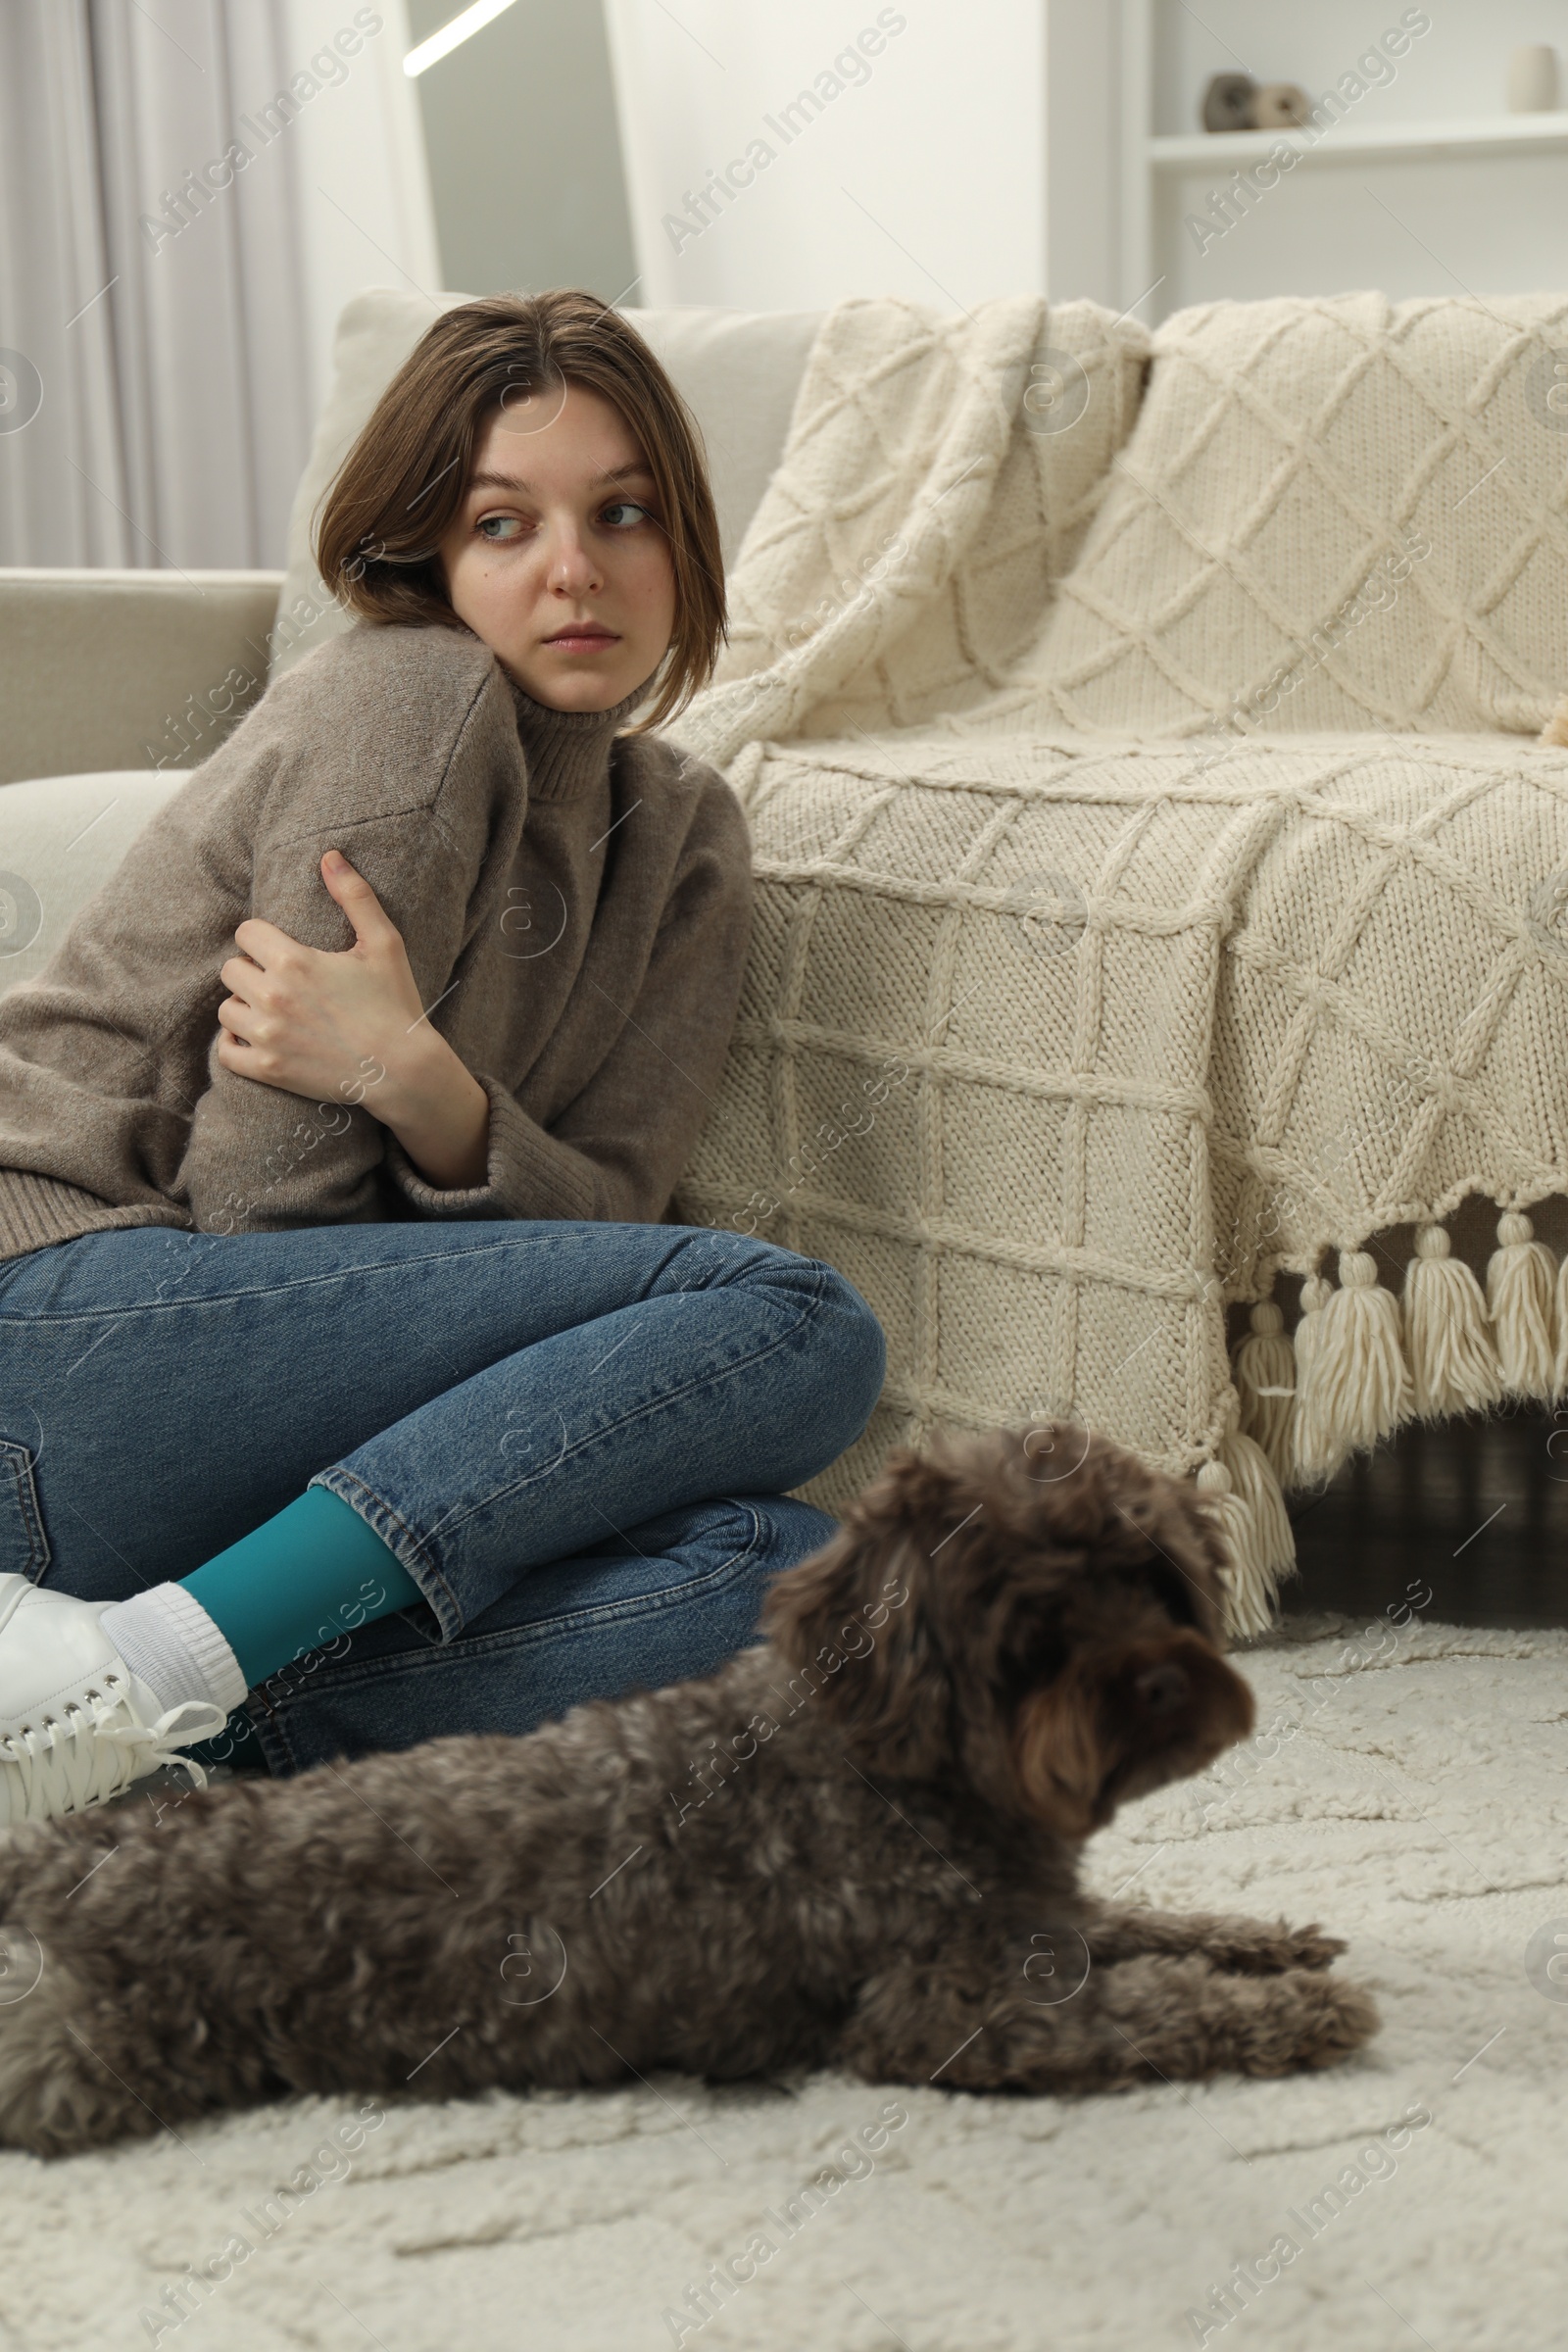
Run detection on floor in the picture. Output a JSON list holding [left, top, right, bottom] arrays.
[[1289, 1399, 1568, 1627], [19, 1607, 1567, 2351]]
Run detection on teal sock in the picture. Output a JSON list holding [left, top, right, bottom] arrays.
[[180, 1485, 423, 1691]]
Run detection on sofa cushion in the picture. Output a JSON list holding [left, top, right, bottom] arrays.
[[1028, 292, 1568, 738], [0, 773, 184, 996], [269, 292, 824, 681]]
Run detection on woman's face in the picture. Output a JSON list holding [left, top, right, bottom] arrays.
[[437, 380, 677, 711]]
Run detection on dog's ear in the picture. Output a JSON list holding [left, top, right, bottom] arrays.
[[760, 1449, 955, 1778]]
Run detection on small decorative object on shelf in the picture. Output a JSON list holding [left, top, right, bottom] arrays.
[[1506, 43, 1559, 113], [1201, 72, 1256, 132], [1254, 81, 1312, 128]]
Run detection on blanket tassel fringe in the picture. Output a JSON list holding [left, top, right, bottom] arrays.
[[1207, 1205, 1563, 1642], [1487, 1212, 1557, 1398]]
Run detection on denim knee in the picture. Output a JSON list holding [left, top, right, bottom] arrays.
[[760, 1247, 886, 1463], [668, 1227, 887, 1488], [750, 1492, 843, 1564], [809, 1259, 887, 1439], [729, 1493, 843, 1647]]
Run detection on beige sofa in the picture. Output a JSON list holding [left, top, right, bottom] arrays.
[[7, 290, 1568, 1596]]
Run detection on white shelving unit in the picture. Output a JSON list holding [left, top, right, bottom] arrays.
[[1150, 113, 1568, 170], [1112, 0, 1568, 323]]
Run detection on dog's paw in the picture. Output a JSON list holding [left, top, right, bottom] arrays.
[[1275, 1922, 1348, 1973], [1237, 1968, 1381, 2077], [1290, 1971, 1381, 2069], [1213, 1918, 1346, 1975], [1183, 1912, 1348, 1976]]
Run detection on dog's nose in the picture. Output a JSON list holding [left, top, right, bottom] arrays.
[[1134, 1661, 1190, 1713]]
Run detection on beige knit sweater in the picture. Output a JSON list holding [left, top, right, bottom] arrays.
[[0, 621, 754, 1262]]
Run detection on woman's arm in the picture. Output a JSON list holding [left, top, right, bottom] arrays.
[[0, 626, 522, 1236], [214, 847, 490, 1192], [171, 624, 528, 1234], [377, 773, 755, 1225]]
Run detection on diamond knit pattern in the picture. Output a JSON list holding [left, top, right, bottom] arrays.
[[1027, 293, 1568, 738], [667, 295, 1568, 1517], [686, 294, 1152, 752]]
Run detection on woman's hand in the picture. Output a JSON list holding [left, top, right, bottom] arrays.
[[216, 852, 491, 1189]]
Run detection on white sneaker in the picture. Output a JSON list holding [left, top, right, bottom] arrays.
[[0, 1575, 228, 1827]]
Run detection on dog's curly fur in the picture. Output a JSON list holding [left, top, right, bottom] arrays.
[[0, 1427, 1377, 2154]]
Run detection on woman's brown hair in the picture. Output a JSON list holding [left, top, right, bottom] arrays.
[[315, 289, 727, 735]]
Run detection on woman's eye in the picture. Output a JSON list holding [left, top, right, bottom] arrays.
[[475, 506, 652, 540]]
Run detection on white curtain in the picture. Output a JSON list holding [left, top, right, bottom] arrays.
[[0, 0, 438, 570]]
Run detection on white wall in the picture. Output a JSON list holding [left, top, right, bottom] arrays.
[[603, 0, 1045, 314]]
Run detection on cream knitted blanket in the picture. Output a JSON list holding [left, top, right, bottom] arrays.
[[666, 291, 1568, 1634]]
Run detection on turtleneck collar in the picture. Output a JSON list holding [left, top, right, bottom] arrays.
[[504, 663, 663, 803]]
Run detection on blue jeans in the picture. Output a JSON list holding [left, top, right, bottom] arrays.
[[0, 1220, 886, 1777]]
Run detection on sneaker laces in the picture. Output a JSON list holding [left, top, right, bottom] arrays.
[[0, 1677, 228, 1824]]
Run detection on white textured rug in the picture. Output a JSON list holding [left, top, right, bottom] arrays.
[[5, 1612, 1567, 2352]]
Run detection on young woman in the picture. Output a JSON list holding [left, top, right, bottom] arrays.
[[0, 291, 886, 1825]]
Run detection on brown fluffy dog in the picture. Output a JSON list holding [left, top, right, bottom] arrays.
[[0, 1426, 1377, 2155]]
